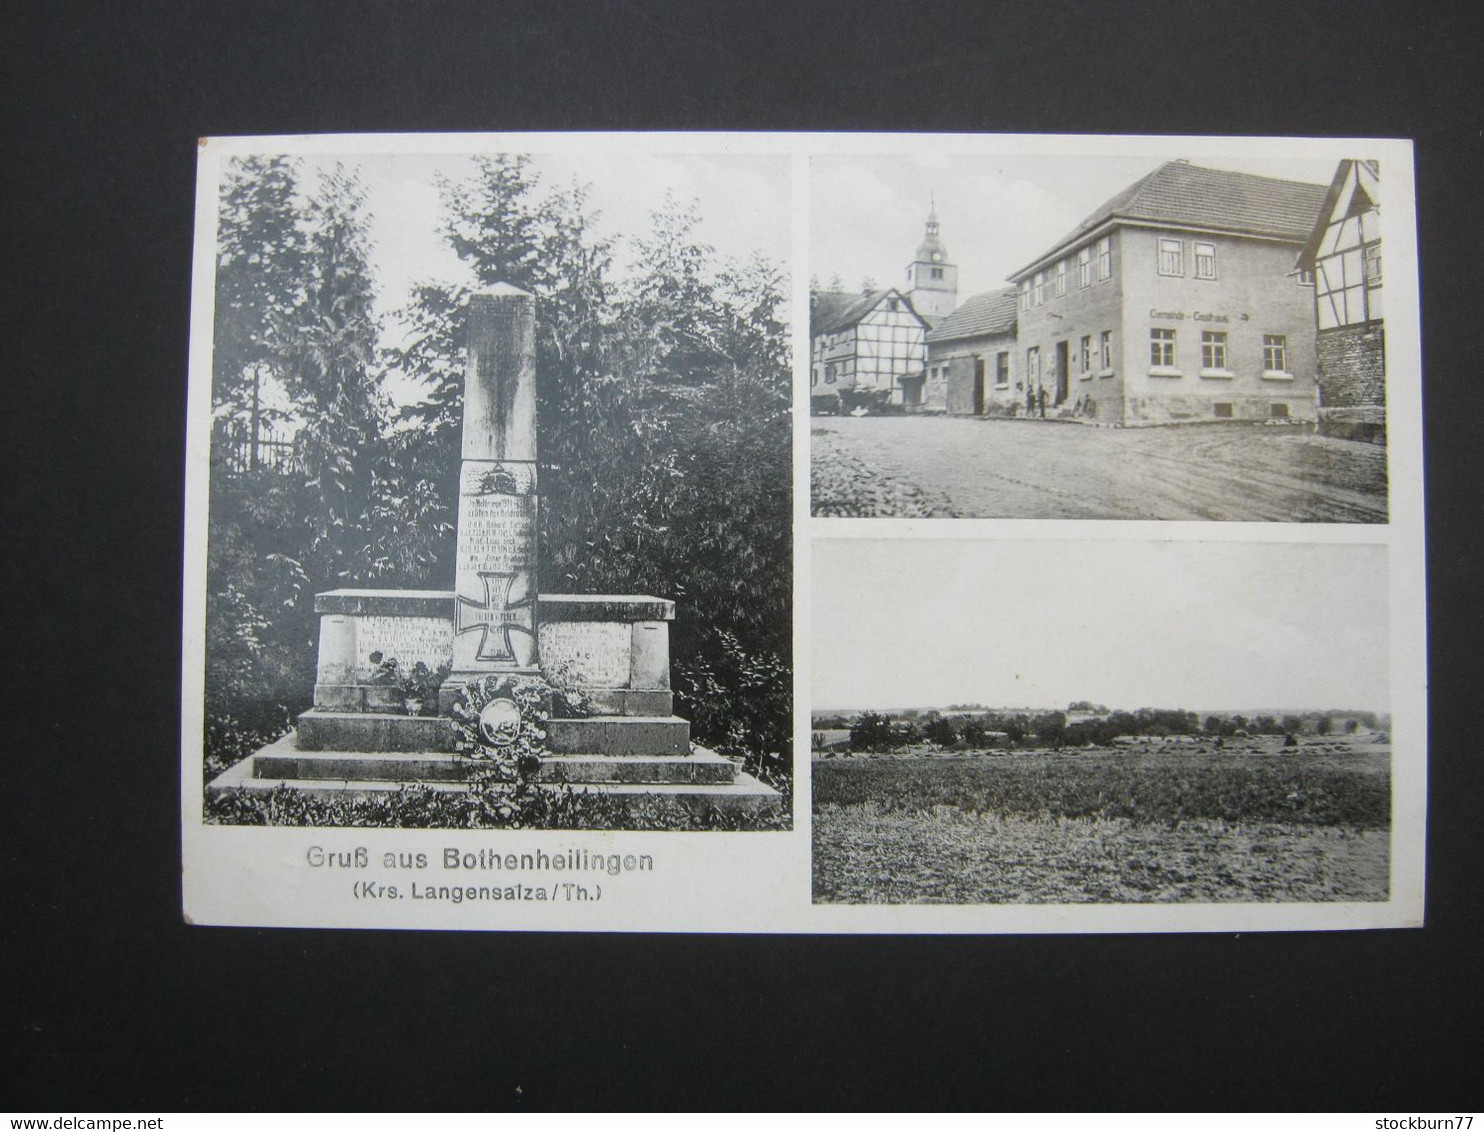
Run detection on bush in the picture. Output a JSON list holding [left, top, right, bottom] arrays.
[[205, 780, 791, 831]]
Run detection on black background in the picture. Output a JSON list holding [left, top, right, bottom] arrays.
[[5, 0, 1481, 1111]]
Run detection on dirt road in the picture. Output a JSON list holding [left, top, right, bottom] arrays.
[[811, 416, 1388, 521]]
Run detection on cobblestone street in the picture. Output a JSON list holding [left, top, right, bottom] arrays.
[[811, 415, 1388, 521]]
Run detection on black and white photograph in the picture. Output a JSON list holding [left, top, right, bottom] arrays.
[[810, 151, 1392, 521], [187, 139, 793, 835], [811, 538, 1396, 906]]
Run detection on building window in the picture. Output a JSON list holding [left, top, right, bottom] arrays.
[[1020, 281, 1031, 312], [1027, 346, 1041, 385], [887, 297, 899, 311], [1100, 330, 1113, 372], [995, 351, 1010, 388], [1079, 335, 1092, 376], [1297, 268, 1316, 286], [1214, 402, 1234, 419], [1365, 244, 1382, 285], [1158, 238, 1184, 276], [931, 267, 944, 280], [1032, 271, 1045, 306], [1194, 241, 1216, 280], [1150, 328, 1176, 369], [1097, 236, 1111, 280], [1270, 403, 1290, 419], [1263, 334, 1288, 373], [1201, 330, 1228, 371], [1078, 246, 1092, 287], [825, 364, 837, 385], [1055, 260, 1067, 297]]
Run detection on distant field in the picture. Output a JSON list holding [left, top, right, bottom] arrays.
[[812, 742, 1390, 904]]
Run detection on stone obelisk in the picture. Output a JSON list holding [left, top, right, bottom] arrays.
[[447, 285, 540, 692]]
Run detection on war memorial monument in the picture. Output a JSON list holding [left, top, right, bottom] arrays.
[[208, 285, 782, 818]]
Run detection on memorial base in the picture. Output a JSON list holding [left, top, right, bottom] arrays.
[[208, 732, 782, 817]]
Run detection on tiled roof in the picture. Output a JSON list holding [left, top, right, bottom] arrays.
[[809, 290, 864, 336], [926, 286, 1019, 343], [811, 288, 924, 336], [1012, 161, 1329, 279]]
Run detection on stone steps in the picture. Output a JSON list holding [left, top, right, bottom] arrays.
[[295, 710, 692, 758], [238, 734, 740, 785], [207, 737, 779, 817], [546, 715, 690, 756]]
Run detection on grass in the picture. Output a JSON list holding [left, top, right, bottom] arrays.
[[812, 743, 1390, 904]]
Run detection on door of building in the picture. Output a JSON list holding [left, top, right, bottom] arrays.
[[1054, 340, 1069, 405], [973, 357, 986, 415]]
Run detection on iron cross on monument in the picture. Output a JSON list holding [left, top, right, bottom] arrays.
[[448, 285, 540, 687]]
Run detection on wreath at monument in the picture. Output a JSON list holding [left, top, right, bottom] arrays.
[[448, 673, 551, 780]]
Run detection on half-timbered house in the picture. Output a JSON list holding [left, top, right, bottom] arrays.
[[810, 288, 931, 410], [1294, 159, 1386, 441]]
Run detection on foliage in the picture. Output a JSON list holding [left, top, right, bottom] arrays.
[[921, 715, 959, 748], [204, 782, 791, 831], [850, 712, 906, 752], [674, 629, 791, 774], [366, 653, 451, 715], [205, 160, 388, 771]]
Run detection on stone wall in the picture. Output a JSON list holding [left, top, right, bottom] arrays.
[[1314, 325, 1386, 441]]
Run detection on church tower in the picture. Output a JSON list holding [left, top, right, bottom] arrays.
[[905, 197, 959, 324]]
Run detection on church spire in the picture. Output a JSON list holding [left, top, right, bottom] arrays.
[[915, 197, 948, 264], [907, 195, 957, 324]]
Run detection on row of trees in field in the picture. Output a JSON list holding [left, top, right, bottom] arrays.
[[837, 707, 1378, 752], [206, 154, 791, 779]]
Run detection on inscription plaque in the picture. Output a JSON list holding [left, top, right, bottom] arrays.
[[453, 459, 538, 670], [539, 621, 632, 687], [354, 615, 454, 679]]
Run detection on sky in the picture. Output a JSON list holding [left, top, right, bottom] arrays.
[[294, 149, 791, 339], [812, 539, 1390, 713], [810, 152, 1344, 300]]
